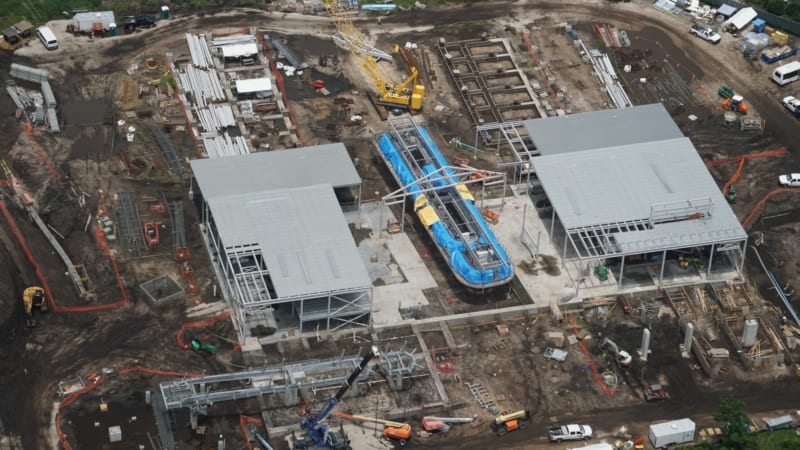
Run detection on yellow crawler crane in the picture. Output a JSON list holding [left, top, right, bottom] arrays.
[[322, 0, 424, 112]]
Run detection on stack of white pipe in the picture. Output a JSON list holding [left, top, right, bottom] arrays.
[[185, 33, 215, 69]]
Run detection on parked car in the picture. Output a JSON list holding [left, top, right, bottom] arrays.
[[690, 24, 721, 44], [779, 173, 800, 187], [135, 14, 157, 28], [548, 424, 593, 443], [783, 96, 800, 117]]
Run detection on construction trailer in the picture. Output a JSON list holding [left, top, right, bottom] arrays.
[[522, 104, 748, 293], [723, 7, 757, 32], [72, 11, 116, 32], [190, 144, 370, 342], [649, 418, 696, 448]]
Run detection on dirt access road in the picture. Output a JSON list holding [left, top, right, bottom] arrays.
[[0, 1, 798, 449]]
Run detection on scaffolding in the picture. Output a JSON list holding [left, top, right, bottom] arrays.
[[159, 346, 420, 428]]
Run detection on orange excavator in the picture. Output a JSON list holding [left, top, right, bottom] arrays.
[[332, 412, 411, 446]]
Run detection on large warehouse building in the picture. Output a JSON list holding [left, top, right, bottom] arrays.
[[524, 104, 748, 290], [190, 144, 372, 341]]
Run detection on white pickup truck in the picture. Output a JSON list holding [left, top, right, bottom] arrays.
[[783, 96, 800, 117], [548, 424, 593, 443], [690, 24, 721, 44]]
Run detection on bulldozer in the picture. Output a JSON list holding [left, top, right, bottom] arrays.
[[23, 286, 47, 327], [721, 94, 748, 114]]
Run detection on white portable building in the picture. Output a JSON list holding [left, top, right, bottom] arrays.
[[723, 7, 757, 31], [235, 78, 273, 98], [649, 418, 696, 448], [72, 11, 116, 32]]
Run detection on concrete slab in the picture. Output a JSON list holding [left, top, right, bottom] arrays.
[[372, 283, 430, 326], [480, 195, 576, 307], [384, 233, 437, 290]]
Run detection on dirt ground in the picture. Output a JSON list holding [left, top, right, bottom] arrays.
[[2, 1, 800, 449]]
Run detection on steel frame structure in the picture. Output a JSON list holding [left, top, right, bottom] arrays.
[[201, 206, 372, 342], [115, 191, 145, 257], [168, 200, 187, 254], [547, 198, 748, 287], [379, 116, 511, 282], [436, 37, 541, 126], [160, 347, 420, 428], [152, 127, 184, 180], [473, 121, 540, 185]]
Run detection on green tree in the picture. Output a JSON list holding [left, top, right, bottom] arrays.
[[765, 0, 786, 15], [786, 3, 800, 21], [713, 396, 749, 450]]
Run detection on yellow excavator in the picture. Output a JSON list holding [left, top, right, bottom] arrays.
[[23, 286, 47, 327]]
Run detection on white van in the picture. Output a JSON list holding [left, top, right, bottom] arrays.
[[36, 26, 58, 50], [772, 61, 800, 86]]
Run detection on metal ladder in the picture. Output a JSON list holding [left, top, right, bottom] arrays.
[[466, 382, 495, 409]]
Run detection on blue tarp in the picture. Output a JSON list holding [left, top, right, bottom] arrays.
[[377, 131, 514, 286]]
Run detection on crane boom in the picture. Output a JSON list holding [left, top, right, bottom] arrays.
[[321, 0, 424, 111], [300, 346, 380, 448], [333, 412, 408, 428]]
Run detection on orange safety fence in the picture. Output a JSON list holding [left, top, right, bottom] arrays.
[[569, 315, 617, 397], [741, 188, 800, 229], [0, 201, 130, 313], [176, 311, 232, 349], [23, 121, 62, 181], [705, 146, 787, 168], [56, 366, 202, 450], [522, 29, 566, 112], [721, 157, 746, 196]]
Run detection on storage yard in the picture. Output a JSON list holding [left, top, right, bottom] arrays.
[[2, 1, 800, 450]]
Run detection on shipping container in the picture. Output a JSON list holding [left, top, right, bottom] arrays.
[[649, 418, 696, 448]]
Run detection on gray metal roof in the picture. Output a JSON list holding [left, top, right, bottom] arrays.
[[533, 137, 747, 255], [207, 184, 372, 298], [190, 143, 361, 198], [522, 104, 683, 155]]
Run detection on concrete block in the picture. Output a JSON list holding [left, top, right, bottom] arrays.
[[566, 334, 578, 345], [546, 331, 564, 348], [109, 426, 122, 443]]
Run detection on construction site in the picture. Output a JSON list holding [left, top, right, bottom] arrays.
[[2, 1, 800, 450]]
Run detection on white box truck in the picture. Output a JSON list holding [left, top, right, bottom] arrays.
[[649, 418, 696, 448]]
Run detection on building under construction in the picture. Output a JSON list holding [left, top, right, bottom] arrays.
[[526, 104, 748, 292], [190, 143, 372, 341]]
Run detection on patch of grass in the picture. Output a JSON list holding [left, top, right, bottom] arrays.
[[0, 0, 101, 29], [432, 20, 492, 36]]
